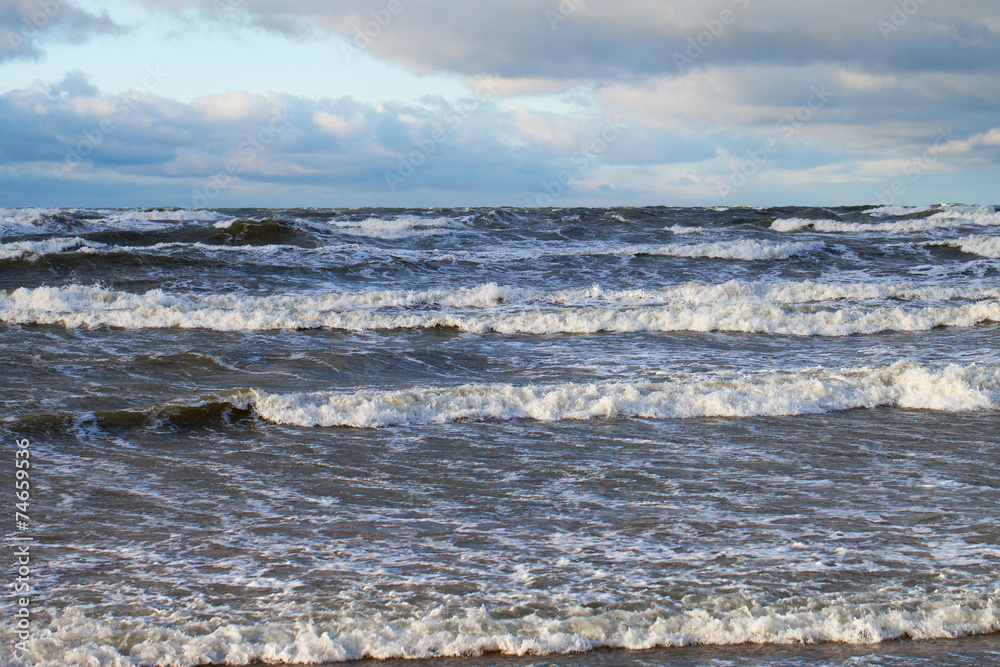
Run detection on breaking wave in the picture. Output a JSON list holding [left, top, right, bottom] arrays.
[[2, 281, 999, 335], [0, 237, 104, 261], [930, 235, 1000, 259], [772, 206, 1000, 234], [327, 215, 467, 239], [0, 207, 67, 238], [863, 205, 938, 217], [245, 362, 999, 427], [9, 362, 997, 432], [605, 240, 823, 260], [4, 596, 998, 666], [97, 208, 231, 222]]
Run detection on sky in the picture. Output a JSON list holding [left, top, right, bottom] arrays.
[[1, 0, 998, 208]]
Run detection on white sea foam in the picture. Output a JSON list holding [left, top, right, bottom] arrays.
[[769, 218, 819, 232], [79, 241, 310, 256], [2, 281, 999, 334], [328, 216, 465, 239], [609, 240, 823, 260], [0, 236, 839, 266], [0, 208, 230, 239], [99, 208, 231, 222], [246, 362, 999, 427], [0, 209, 215, 238], [664, 224, 703, 234], [0, 237, 311, 262], [0, 208, 66, 238], [773, 206, 1000, 234], [932, 235, 1000, 258], [0, 237, 105, 260], [77, 209, 234, 233], [5, 596, 998, 666], [418, 239, 820, 263], [0, 207, 63, 223], [863, 205, 937, 217]]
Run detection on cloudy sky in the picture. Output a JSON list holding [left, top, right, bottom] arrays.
[[1, 0, 998, 207]]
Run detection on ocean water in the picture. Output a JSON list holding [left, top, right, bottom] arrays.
[[1, 204, 999, 666]]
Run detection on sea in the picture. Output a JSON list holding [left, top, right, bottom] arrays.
[[1, 204, 999, 667]]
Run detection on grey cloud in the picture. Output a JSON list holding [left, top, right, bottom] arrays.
[[132, 0, 1000, 82], [0, 76, 686, 203], [1, 69, 995, 206], [0, 0, 121, 63]]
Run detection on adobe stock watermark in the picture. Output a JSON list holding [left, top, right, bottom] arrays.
[[716, 83, 833, 200], [51, 66, 169, 182], [192, 107, 295, 208], [547, 0, 585, 31], [384, 76, 496, 192], [5, 0, 62, 54], [877, 0, 928, 39], [341, 0, 409, 62], [873, 127, 958, 206], [11, 438, 33, 659], [524, 116, 629, 207], [674, 0, 751, 72]]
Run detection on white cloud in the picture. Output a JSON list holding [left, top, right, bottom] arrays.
[[191, 92, 272, 122], [2, 1, 998, 205]]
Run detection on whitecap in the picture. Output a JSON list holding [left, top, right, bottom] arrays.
[[2, 281, 998, 334], [0, 207, 66, 238], [328, 216, 465, 239], [863, 205, 937, 218], [248, 361, 999, 427], [0, 237, 105, 261], [8, 591, 998, 665], [609, 240, 823, 261], [772, 207, 1000, 234], [928, 235, 1000, 259], [98, 208, 231, 222]]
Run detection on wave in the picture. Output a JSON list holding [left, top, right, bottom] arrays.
[[0, 240, 325, 269], [7, 397, 254, 433], [0, 208, 226, 241], [327, 215, 467, 239], [12, 362, 995, 433], [607, 240, 823, 260], [465, 239, 824, 263], [97, 208, 231, 222], [930, 235, 1000, 259], [0, 207, 67, 238], [5, 593, 998, 665], [0, 207, 60, 222], [773, 206, 1000, 234], [2, 281, 999, 334], [863, 205, 938, 218], [204, 218, 317, 246], [0, 237, 105, 261], [246, 362, 999, 427], [664, 224, 703, 234], [19, 237, 822, 266]]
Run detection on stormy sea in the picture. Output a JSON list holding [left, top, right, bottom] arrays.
[[1, 204, 999, 666]]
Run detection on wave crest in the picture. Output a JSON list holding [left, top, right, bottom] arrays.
[[248, 362, 998, 428], [3, 282, 999, 335], [8, 596, 998, 665], [772, 206, 1000, 234], [930, 235, 1000, 258]]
